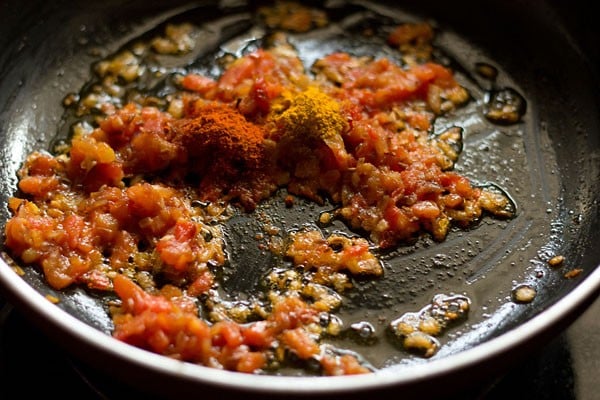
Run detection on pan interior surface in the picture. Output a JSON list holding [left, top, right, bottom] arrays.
[[0, 0, 598, 395]]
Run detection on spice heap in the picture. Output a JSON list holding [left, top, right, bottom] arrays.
[[3, 4, 514, 377]]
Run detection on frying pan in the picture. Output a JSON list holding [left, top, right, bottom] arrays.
[[0, 0, 598, 398]]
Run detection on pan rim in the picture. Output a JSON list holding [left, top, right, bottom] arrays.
[[1, 255, 598, 395]]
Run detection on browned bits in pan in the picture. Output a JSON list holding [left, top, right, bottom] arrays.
[[150, 23, 195, 55], [387, 22, 434, 65], [390, 294, 470, 358], [564, 269, 583, 279], [258, 1, 328, 33], [484, 88, 527, 124], [475, 62, 498, 81]]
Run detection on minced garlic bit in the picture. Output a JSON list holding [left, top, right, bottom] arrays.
[[319, 211, 332, 225], [564, 269, 583, 279], [11, 265, 25, 276], [45, 294, 60, 304], [390, 294, 470, 358], [512, 284, 536, 304], [151, 23, 196, 55], [95, 50, 144, 83], [548, 255, 565, 267]]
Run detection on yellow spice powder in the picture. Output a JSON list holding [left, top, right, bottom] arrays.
[[276, 86, 347, 142]]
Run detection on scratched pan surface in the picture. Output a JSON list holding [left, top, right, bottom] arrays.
[[0, 0, 599, 399]]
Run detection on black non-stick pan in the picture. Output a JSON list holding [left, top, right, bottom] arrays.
[[0, 1, 598, 399]]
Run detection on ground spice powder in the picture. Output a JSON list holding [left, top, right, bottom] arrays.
[[276, 86, 347, 143], [172, 102, 266, 174]]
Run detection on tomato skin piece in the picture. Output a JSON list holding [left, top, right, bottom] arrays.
[[174, 219, 196, 241], [81, 269, 112, 291], [321, 354, 371, 376], [156, 219, 198, 271], [16, 152, 61, 197], [113, 274, 173, 315], [18, 175, 59, 197], [63, 214, 85, 250], [42, 255, 77, 290], [236, 352, 267, 373], [413, 62, 455, 88], [237, 77, 278, 117], [69, 135, 116, 170], [411, 200, 441, 220], [181, 73, 217, 95], [126, 183, 164, 218], [128, 131, 178, 173], [156, 235, 195, 271], [82, 162, 125, 193], [211, 321, 244, 348], [281, 328, 320, 360], [186, 270, 213, 297], [241, 321, 275, 349]]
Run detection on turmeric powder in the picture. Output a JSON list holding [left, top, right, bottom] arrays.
[[276, 86, 347, 143]]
